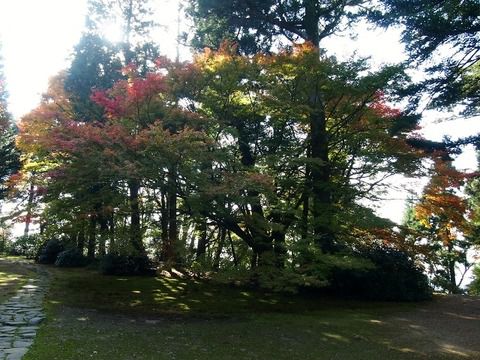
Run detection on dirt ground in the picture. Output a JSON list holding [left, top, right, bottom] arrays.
[[385, 295, 480, 358]]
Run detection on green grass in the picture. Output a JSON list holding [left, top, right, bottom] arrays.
[[0, 256, 35, 303], [20, 265, 475, 360]]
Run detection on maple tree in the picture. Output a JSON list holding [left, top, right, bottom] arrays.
[[165, 43, 423, 274], [17, 61, 209, 262], [405, 156, 474, 293]]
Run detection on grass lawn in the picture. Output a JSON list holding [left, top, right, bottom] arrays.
[[0, 262, 470, 360], [0, 256, 36, 303]]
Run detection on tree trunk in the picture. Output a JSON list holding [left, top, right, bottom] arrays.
[[304, 2, 336, 253], [77, 226, 85, 254], [228, 231, 238, 268], [196, 219, 208, 261], [310, 106, 335, 252], [98, 211, 108, 257], [213, 227, 226, 271], [87, 215, 96, 259], [162, 166, 178, 264], [271, 220, 286, 269], [23, 180, 35, 237], [160, 191, 169, 259], [129, 179, 144, 255], [447, 242, 458, 294], [108, 212, 115, 253]]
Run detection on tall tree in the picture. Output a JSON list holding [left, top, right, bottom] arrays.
[[187, 0, 366, 54], [0, 42, 20, 200], [372, 0, 480, 114], [186, 1, 416, 254], [406, 156, 473, 293], [176, 44, 421, 268]]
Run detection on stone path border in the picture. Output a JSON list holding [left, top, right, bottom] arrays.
[[0, 265, 49, 360]]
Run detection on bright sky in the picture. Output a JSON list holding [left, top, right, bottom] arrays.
[[1, 0, 479, 225]]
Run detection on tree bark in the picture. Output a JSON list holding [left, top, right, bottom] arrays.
[[129, 179, 144, 255], [228, 231, 238, 268], [108, 212, 115, 253], [77, 226, 85, 254], [98, 210, 108, 257], [162, 166, 178, 264], [196, 218, 208, 261], [87, 214, 97, 259], [213, 227, 226, 271], [23, 180, 35, 237]]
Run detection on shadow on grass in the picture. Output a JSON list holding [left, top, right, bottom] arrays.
[[28, 265, 480, 359]]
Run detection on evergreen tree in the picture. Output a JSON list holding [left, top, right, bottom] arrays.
[[372, 0, 480, 114], [0, 42, 20, 200]]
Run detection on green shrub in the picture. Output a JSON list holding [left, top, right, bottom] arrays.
[[328, 245, 432, 301], [54, 249, 87, 267], [36, 239, 65, 264], [6, 234, 42, 259], [100, 254, 155, 276], [467, 265, 480, 295]]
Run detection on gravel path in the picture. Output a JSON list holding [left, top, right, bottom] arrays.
[[0, 265, 49, 360]]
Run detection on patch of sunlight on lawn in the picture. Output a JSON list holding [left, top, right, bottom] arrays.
[[259, 299, 278, 304], [440, 344, 471, 358], [322, 333, 349, 343], [154, 295, 177, 301], [178, 303, 190, 310]]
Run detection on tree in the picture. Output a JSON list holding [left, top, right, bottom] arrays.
[[373, 0, 480, 114], [187, 0, 401, 254], [65, 0, 159, 122], [174, 44, 421, 271], [187, 0, 367, 54], [406, 156, 474, 293], [18, 62, 209, 262], [0, 42, 20, 200]]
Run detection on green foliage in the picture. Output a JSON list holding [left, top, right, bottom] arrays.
[[329, 245, 432, 301], [373, 0, 480, 114], [55, 248, 88, 268], [37, 239, 65, 264], [65, 34, 123, 121], [467, 265, 480, 295], [99, 254, 155, 276], [5, 234, 43, 259], [187, 0, 368, 52], [0, 43, 20, 199]]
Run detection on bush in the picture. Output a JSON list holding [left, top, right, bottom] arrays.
[[36, 239, 65, 264], [6, 234, 42, 259], [54, 248, 87, 267], [468, 265, 480, 296], [328, 245, 432, 301], [100, 254, 155, 276]]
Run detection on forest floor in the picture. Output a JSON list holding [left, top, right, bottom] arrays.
[[0, 257, 479, 360]]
